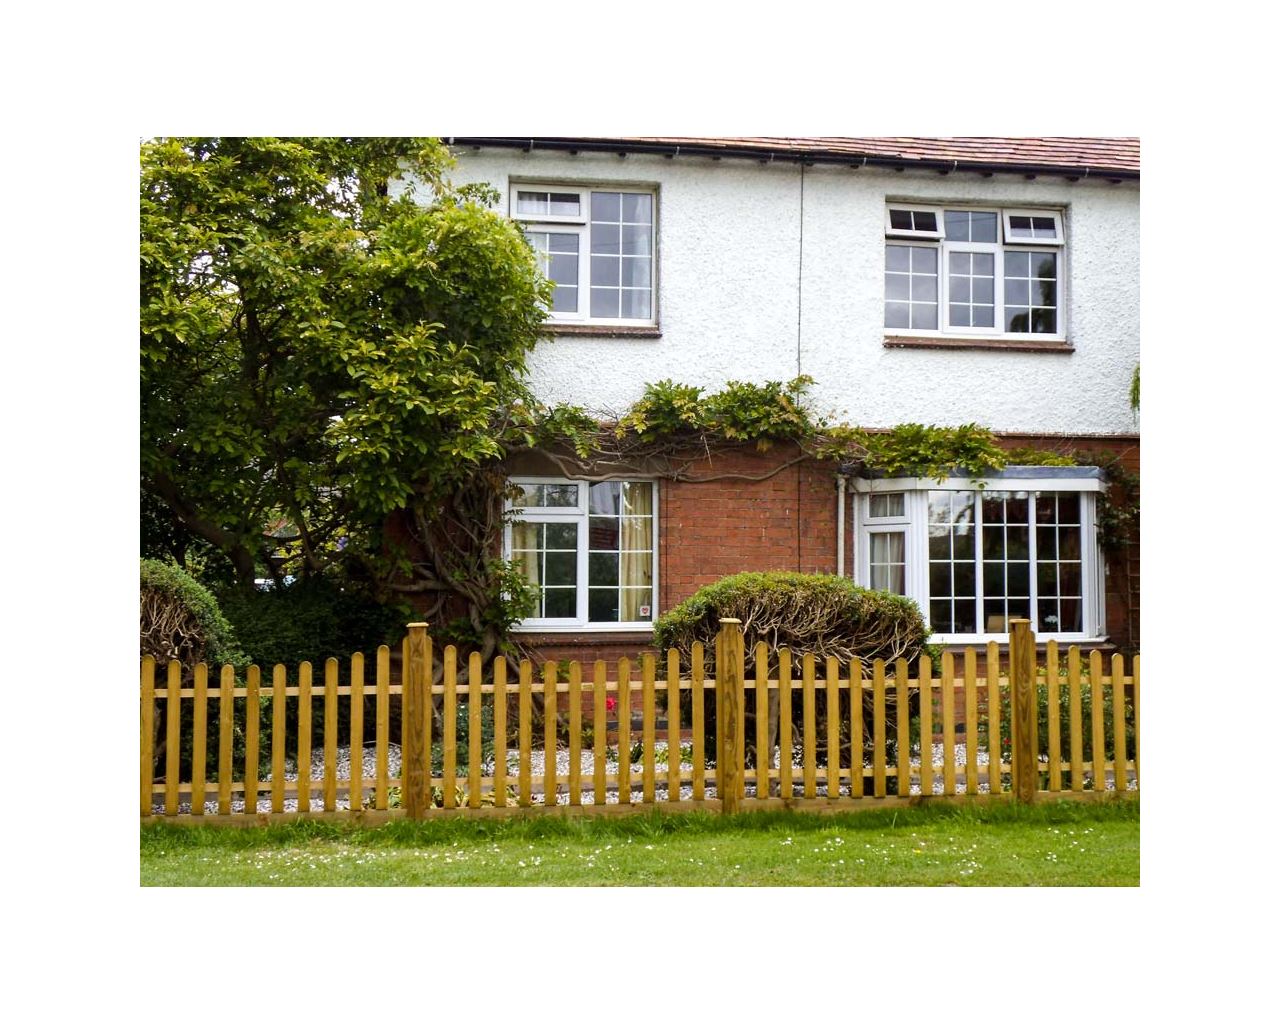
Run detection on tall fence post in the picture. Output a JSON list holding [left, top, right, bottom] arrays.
[[403, 622, 430, 819], [716, 618, 743, 814], [1010, 618, 1037, 804]]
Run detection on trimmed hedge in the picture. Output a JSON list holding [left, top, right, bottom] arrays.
[[653, 571, 931, 676], [140, 558, 245, 670]]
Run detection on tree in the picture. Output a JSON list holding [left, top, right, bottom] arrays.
[[141, 137, 551, 640]]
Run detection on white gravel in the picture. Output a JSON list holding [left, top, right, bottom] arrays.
[[151, 739, 1130, 814]]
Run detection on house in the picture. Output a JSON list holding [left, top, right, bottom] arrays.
[[434, 137, 1140, 666]]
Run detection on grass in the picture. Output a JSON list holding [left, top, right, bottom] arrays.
[[141, 798, 1138, 886]]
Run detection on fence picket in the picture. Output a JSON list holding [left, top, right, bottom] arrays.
[[691, 644, 705, 801], [190, 663, 207, 816], [140, 657, 155, 817], [218, 664, 233, 815], [756, 642, 770, 800], [296, 662, 311, 813], [617, 658, 631, 805], [443, 647, 458, 810], [778, 648, 793, 799], [323, 659, 338, 812], [543, 661, 558, 808], [271, 665, 286, 814], [1133, 655, 1140, 788], [1089, 650, 1105, 791], [165, 661, 181, 816], [1046, 641, 1061, 793], [1068, 647, 1083, 792], [494, 657, 508, 807], [1111, 654, 1127, 793], [964, 649, 978, 795], [374, 646, 389, 810], [918, 656, 932, 797], [828, 657, 842, 800], [986, 641, 1001, 794], [569, 660, 582, 807], [896, 658, 910, 798], [802, 653, 817, 799], [872, 659, 887, 799], [468, 651, 483, 809], [667, 649, 681, 803], [642, 654, 656, 804], [244, 665, 260, 815], [593, 660, 607, 805], [941, 654, 955, 797], [518, 660, 532, 807], [350, 654, 365, 811]]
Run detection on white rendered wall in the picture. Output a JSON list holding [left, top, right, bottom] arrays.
[[438, 147, 1140, 435]]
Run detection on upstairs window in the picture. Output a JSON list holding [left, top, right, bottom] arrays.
[[884, 204, 1065, 339], [511, 184, 656, 324]]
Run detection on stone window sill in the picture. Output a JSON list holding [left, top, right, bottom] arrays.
[[884, 335, 1073, 354], [543, 323, 663, 339]]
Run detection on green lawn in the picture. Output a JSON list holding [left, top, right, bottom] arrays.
[[140, 798, 1138, 886]]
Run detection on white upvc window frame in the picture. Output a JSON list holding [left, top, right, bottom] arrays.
[[510, 181, 658, 327], [883, 202, 1067, 342], [504, 476, 660, 633], [851, 475, 1105, 645], [885, 205, 946, 239]]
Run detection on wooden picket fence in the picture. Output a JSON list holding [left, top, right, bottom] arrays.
[[140, 619, 1138, 824]]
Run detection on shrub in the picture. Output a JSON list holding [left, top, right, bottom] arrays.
[[654, 573, 932, 792], [140, 558, 245, 671]]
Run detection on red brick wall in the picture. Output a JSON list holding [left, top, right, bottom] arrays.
[[425, 434, 1139, 665]]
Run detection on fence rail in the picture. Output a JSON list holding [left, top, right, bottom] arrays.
[[140, 619, 1138, 824]]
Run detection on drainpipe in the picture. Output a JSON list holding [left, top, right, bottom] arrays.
[[836, 475, 847, 577]]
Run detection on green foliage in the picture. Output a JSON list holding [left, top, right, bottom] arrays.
[[1129, 364, 1140, 412], [616, 376, 815, 448], [218, 578, 405, 669], [1004, 447, 1078, 467], [434, 701, 496, 777], [852, 423, 1008, 479], [140, 558, 246, 669], [141, 137, 551, 589]]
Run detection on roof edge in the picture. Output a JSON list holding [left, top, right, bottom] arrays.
[[447, 137, 1140, 181]]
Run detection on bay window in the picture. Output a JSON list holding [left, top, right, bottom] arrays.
[[854, 469, 1104, 642], [884, 203, 1065, 340], [511, 184, 656, 324], [506, 478, 658, 630]]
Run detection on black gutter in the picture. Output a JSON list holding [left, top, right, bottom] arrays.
[[446, 137, 1139, 182]]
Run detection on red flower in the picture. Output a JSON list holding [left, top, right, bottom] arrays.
[[606, 696, 618, 712]]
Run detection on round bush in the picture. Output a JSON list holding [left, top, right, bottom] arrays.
[[140, 558, 245, 670], [654, 572, 932, 792]]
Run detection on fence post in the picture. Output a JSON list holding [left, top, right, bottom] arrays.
[[1010, 618, 1037, 804], [403, 622, 430, 819], [716, 618, 743, 815]]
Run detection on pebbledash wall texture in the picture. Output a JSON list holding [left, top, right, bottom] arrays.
[[409, 139, 1140, 665]]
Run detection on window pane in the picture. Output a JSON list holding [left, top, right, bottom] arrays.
[[589, 482, 621, 515], [550, 253, 578, 285], [1006, 308, 1031, 332], [973, 276, 994, 303], [1032, 309, 1057, 333], [972, 212, 998, 242], [589, 552, 619, 587], [885, 274, 910, 301], [911, 275, 937, 301], [549, 192, 580, 216], [1008, 215, 1033, 237], [1006, 279, 1029, 305], [620, 516, 653, 551], [544, 587, 576, 618], [950, 304, 970, 327], [1004, 251, 1029, 277], [621, 224, 651, 256], [622, 193, 652, 222], [928, 526, 950, 560], [954, 561, 975, 596], [544, 551, 576, 586], [973, 253, 994, 276], [973, 306, 994, 327], [1034, 254, 1057, 279], [1037, 561, 1058, 597], [1032, 216, 1057, 237], [984, 562, 1005, 598], [591, 288, 620, 318], [930, 600, 952, 632], [1007, 561, 1029, 595], [621, 257, 651, 287], [621, 290, 651, 319], [885, 302, 909, 329], [910, 304, 938, 330], [591, 222, 620, 254], [622, 481, 654, 515], [913, 211, 937, 232], [588, 587, 620, 623], [588, 517, 619, 550], [944, 211, 970, 241], [912, 247, 936, 273], [930, 562, 951, 596], [591, 192, 621, 222], [545, 523, 577, 549], [1058, 599, 1082, 632], [1037, 526, 1057, 558], [621, 588, 653, 621], [886, 245, 910, 272], [516, 191, 549, 214], [551, 285, 577, 313], [591, 255, 620, 286], [949, 251, 971, 275], [869, 492, 905, 518], [1057, 493, 1080, 523], [511, 521, 542, 551], [889, 209, 913, 230], [954, 600, 976, 633]]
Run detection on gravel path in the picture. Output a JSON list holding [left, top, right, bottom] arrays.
[[151, 740, 1129, 814]]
